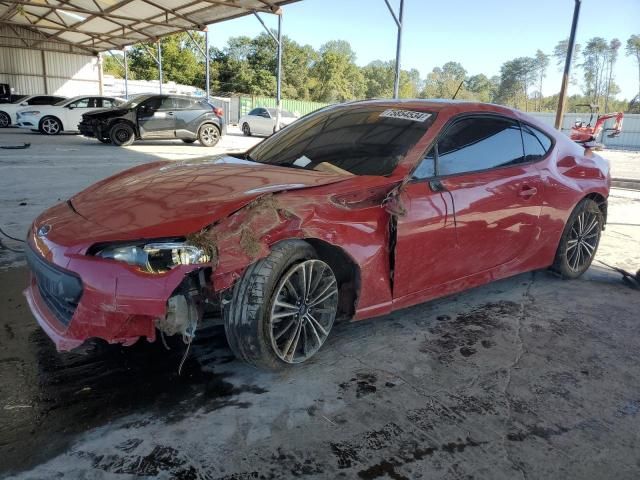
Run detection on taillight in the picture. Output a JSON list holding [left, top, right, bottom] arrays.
[[213, 107, 224, 117]]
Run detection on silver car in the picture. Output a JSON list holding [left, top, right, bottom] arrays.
[[239, 107, 298, 136]]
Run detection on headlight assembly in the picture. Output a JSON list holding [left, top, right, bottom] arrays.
[[95, 241, 211, 273]]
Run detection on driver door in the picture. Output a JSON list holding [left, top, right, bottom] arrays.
[[138, 96, 176, 138]]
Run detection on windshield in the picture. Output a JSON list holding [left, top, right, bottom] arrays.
[[118, 95, 150, 109], [248, 105, 436, 176], [267, 108, 295, 118]]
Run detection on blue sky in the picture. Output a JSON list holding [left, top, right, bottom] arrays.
[[206, 0, 640, 100]]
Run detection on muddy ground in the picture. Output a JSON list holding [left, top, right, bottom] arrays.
[[1, 188, 639, 479]]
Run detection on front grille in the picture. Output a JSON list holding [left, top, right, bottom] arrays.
[[26, 245, 83, 327]]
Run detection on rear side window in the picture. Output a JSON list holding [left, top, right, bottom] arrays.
[[521, 124, 552, 162], [172, 97, 193, 109], [437, 117, 525, 176], [27, 96, 51, 105]]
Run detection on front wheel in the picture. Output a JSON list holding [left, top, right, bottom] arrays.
[[0, 111, 9, 128], [39, 116, 62, 135], [109, 122, 135, 146], [224, 240, 339, 369], [198, 124, 220, 147], [242, 122, 251, 136], [552, 198, 603, 279]]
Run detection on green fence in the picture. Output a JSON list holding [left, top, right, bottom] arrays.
[[238, 95, 330, 118]]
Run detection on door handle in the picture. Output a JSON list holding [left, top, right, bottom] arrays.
[[518, 186, 538, 198], [167, 111, 174, 116]]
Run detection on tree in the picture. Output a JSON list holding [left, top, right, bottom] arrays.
[[128, 33, 205, 89], [496, 57, 537, 110], [604, 39, 621, 111], [553, 38, 581, 84], [102, 53, 126, 78], [581, 37, 609, 107], [466, 74, 497, 103], [420, 61, 467, 99], [626, 34, 640, 97], [534, 50, 549, 111], [309, 41, 365, 102]]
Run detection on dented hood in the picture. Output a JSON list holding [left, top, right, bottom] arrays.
[[70, 156, 349, 237]]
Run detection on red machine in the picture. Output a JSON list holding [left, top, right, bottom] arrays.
[[570, 103, 624, 146]]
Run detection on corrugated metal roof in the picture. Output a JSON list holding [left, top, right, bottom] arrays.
[[0, 0, 300, 54]]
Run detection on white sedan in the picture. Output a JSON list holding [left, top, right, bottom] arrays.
[[16, 95, 124, 135], [0, 95, 67, 128], [238, 107, 299, 136]]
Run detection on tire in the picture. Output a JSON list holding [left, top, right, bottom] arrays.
[[242, 122, 251, 137], [224, 240, 339, 370], [182, 139, 196, 144], [39, 116, 62, 135], [551, 198, 603, 279], [109, 122, 135, 146], [198, 124, 220, 147], [0, 111, 9, 128]]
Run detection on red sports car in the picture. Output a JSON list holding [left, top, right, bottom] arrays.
[[25, 100, 610, 369]]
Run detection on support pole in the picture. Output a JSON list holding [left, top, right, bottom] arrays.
[[275, 12, 282, 131], [385, 0, 404, 99], [124, 47, 129, 99], [555, 0, 581, 130], [157, 41, 163, 94], [205, 27, 210, 99], [97, 53, 104, 95]]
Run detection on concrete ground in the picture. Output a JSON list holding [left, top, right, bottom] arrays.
[[1, 127, 639, 479]]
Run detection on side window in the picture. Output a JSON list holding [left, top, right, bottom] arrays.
[[101, 98, 115, 108], [159, 97, 176, 110], [27, 96, 48, 105], [52, 96, 66, 103], [69, 98, 90, 108], [173, 97, 192, 109], [437, 117, 525, 176], [139, 96, 163, 112], [521, 124, 552, 162], [412, 148, 436, 180], [248, 108, 260, 116], [259, 108, 270, 117]]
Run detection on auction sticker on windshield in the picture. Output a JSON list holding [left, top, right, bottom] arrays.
[[380, 109, 431, 122]]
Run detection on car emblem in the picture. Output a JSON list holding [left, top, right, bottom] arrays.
[[37, 224, 51, 237]]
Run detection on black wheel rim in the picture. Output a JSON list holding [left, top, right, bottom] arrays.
[[0, 113, 8, 127], [268, 260, 338, 364], [566, 210, 599, 271], [243, 124, 249, 135], [115, 128, 130, 143]]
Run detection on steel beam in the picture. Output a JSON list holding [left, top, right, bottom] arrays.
[[124, 47, 129, 99], [555, 0, 581, 130], [384, 0, 404, 99], [253, 10, 283, 131], [158, 41, 163, 94]]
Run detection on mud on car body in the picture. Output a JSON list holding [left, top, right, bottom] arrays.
[[25, 100, 610, 369], [78, 94, 225, 147]]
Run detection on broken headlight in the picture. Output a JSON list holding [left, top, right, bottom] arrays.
[[95, 242, 210, 273]]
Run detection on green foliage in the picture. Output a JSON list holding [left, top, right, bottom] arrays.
[[102, 53, 126, 78], [110, 30, 635, 112]]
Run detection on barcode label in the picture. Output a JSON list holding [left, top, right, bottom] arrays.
[[380, 109, 431, 122]]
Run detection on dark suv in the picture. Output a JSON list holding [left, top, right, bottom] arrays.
[[78, 94, 225, 147]]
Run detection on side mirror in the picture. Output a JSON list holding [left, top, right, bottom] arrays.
[[20, 102, 27, 106], [67, 105, 75, 109]]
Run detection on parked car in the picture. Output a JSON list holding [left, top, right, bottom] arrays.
[[25, 100, 609, 369], [78, 94, 225, 147], [0, 83, 26, 104], [16, 96, 124, 135], [0, 95, 67, 128], [239, 107, 298, 136]]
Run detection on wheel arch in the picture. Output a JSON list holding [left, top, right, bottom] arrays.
[[108, 118, 138, 137], [302, 238, 361, 321], [198, 120, 221, 133], [583, 191, 608, 226]]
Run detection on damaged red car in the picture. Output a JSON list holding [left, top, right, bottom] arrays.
[[25, 100, 610, 369]]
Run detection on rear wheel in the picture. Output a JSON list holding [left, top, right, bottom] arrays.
[[0, 111, 9, 128], [198, 124, 220, 147], [242, 122, 251, 136], [39, 116, 62, 135], [552, 198, 603, 279], [224, 240, 339, 369], [109, 122, 135, 146]]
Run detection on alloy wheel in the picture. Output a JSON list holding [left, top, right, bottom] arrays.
[[242, 123, 250, 136], [566, 210, 599, 272], [0, 112, 9, 128], [268, 259, 338, 364], [42, 118, 60, 134], [201, 126, 219, 146]]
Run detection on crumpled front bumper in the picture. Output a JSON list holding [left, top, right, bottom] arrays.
[[24, 242, 198, 351]]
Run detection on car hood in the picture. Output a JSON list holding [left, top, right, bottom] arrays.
[[69, 156, 350, 238], [82, 107, 129, 119]]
